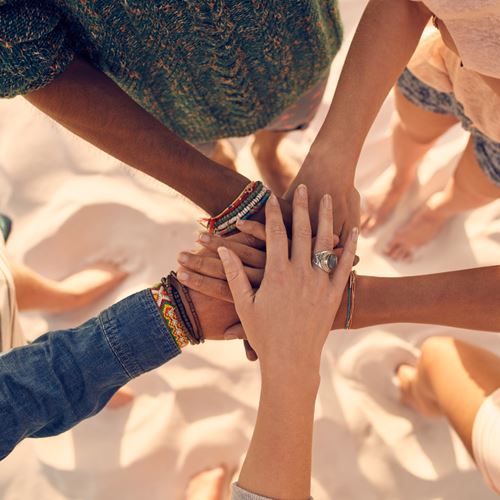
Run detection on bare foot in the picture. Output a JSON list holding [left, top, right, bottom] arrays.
[[396, 364, 442, 417], [13, 261, 128, 313], [361, 168, 416, 235], [106, 386, 135, 410], [212, 139, 237, 171], [384, 191, 450, 261], [55, 263, 128, 312], [251, 136, 296, 197], [185, 465, 230, 500]]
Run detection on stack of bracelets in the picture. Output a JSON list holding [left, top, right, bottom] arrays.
[[200, 180, 271, 236], [151, 272, 204, 349], [344, 270, 357, 330]]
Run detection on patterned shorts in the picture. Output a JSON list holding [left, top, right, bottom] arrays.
[[195, 77, 327, 157], [397, 69, 500, 187]]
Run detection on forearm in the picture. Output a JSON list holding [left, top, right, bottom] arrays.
[[0, 289, 179, 459], [238, 374, 319, 499], [24, 57, 250, 216], [310, 0, 430, 174], [333, 266, 500, 332]]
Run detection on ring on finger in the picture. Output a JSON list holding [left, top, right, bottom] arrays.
[[312, 250, 338, 273]]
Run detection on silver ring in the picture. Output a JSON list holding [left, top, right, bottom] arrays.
[[312, 250, 338, 273]]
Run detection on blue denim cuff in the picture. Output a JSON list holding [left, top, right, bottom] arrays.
[[99, 289, 181, 379]]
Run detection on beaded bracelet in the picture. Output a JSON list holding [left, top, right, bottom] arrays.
[[200, 180, 271, 236], [344, 270, 357, 330], [151, 283, 190, 349]]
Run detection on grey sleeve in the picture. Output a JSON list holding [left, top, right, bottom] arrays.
[[231, 483, 313, 500]]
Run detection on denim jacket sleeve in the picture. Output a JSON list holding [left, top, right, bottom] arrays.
[[0, 289, 181, 460]]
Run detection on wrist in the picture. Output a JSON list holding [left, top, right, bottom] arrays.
[[260, 358, 321, 393], [308, 138, 357, 180]]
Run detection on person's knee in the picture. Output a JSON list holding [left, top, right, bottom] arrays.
[[419, 336, 457, 375]]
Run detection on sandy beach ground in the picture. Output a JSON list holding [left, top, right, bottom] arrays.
[[0, 1, 499, 499]]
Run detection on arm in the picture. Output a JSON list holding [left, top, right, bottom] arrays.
[[337, 267, 500, 332], [287, 0, 431, 241], [217, 187, 357, 499], [0, 280, 243, 460], [175, 225, 500, 333], [24, 57, 251, 217], [0, 290, 180, 460]]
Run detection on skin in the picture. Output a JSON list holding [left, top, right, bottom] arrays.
[[176, 220, 500, 335], [25, 57, 292, 226], [397, 337, 500, 458], [288, 0, 431, 244], [217, 186, 357, 498], [11, 261, 127, 313]]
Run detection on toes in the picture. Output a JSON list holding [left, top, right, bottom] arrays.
[[396, 364, 417, 406]]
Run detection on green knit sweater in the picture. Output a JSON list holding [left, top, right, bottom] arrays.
[[0, 1, 342, 143]]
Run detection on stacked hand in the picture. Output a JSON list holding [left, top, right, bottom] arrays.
[[215, 186, 357, 370], [177, 186, 358, 360]]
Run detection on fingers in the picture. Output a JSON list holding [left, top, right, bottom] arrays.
[[234, 219, 267, 245], [198, 233, 266, 269], [223, 323, 246, 340], [178, 252, 264, 287], [218, 247, 254, 309], [243, 339, 258, 361], [291, 185, 313, 264], [331, 227, 358, 291], [313, 193, 334, 253], [177, 268, 234, 302], [264, 193, 288, 271]]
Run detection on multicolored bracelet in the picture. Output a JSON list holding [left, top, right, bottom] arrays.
[[151, 282, 190, 349], [163, 272, 205, 345], [344, 270, 357, 330], [200, 180, 271, 236]]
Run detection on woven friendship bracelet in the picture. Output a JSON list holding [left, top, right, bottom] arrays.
[[151, 283, 190, 348], [344, 270, 357, 330], [200, 180, 271, 236], [162, 273, 205, 345]]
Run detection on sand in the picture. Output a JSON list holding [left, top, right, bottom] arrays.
[[0, 1, 499, 499]]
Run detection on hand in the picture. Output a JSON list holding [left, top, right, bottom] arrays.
[[177, 232, 263, 361], [217, 186, 358, 376], [285, 150, 361, 247], [177, 220, 354, 302]]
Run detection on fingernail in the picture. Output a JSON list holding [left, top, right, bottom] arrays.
[[217, 246, 229, 262], [224, 333, 238, 341], [352, 227, 359, 242], [322, 193, 332, 209], [236, 219, 246, 227], [177, 271, 189, 282], [297, 184, 307, 199], [269, 193, 278, 206], [177, 252, 189, 264], [198, 233, 210, 243]]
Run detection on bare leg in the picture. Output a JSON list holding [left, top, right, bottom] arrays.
[[397, 337, 500, 456], [211, 139, 237, 171], [185, 465, 230, 500], [12, 261, 127, 313], [385, 137, 500, 260], [251, 130, 297, 196], [361, 86, 458, 234]]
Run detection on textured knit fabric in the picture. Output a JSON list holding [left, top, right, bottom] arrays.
[[0, 1, 343, 143]]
